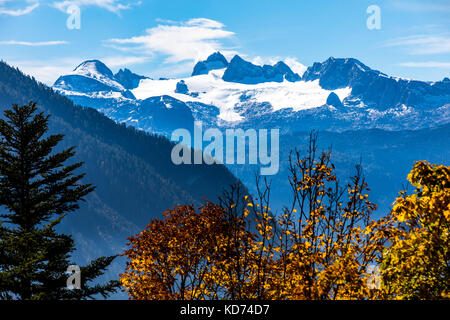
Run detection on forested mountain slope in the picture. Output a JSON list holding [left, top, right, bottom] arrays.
[[0, 61, 242, 287]]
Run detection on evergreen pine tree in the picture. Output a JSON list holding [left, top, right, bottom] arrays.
[[0, 102, 119, 299]]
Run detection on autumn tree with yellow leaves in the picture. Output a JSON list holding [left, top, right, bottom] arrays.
[[380, 161, 450, 299], [267, 139, 382, 299], [120, 134, 449, 300]]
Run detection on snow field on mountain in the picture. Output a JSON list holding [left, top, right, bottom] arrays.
[[132, 69, 352, 122], [70, 60, 125, 91]]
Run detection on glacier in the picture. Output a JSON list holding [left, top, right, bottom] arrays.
[[53, 52, 450, 135]]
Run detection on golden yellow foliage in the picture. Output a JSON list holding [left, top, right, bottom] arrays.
[[120, 135, 449, 300], [380, 161, 450, 299]]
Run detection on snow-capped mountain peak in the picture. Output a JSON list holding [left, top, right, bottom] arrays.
[[52, 55, 450, 135], [53, 59, 138, 98], [192, 51, 229, 76], [73, 60, 115, 79], [302, 57, 379, 90], [114, 68, 149, 90], [222, 54, 301, 84], [68, 60, 125, 92]]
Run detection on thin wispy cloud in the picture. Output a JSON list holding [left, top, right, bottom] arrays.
[[7, 55, 149, 85], [52, 0, 139, 15], [391, 1, 450, 13], [251, 56, 307, 76], [150, 61, 197, 79], [398, 61, 450, 69], [0, 0, 39, 16], [101, 55, 149, 67], [382, 34, 450, 55], [104, 18, 309, 78], [6, 58, 78, 85], [105, 18, 237, 64], [185, 18, 226, 29], [0, 40, 69, 46]]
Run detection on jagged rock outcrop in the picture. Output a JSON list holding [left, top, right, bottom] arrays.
[[222, 55, 301, 84], [192, 52, 229, 76]]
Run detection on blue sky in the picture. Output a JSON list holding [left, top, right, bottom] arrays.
[[0, 0, 449, 84]]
